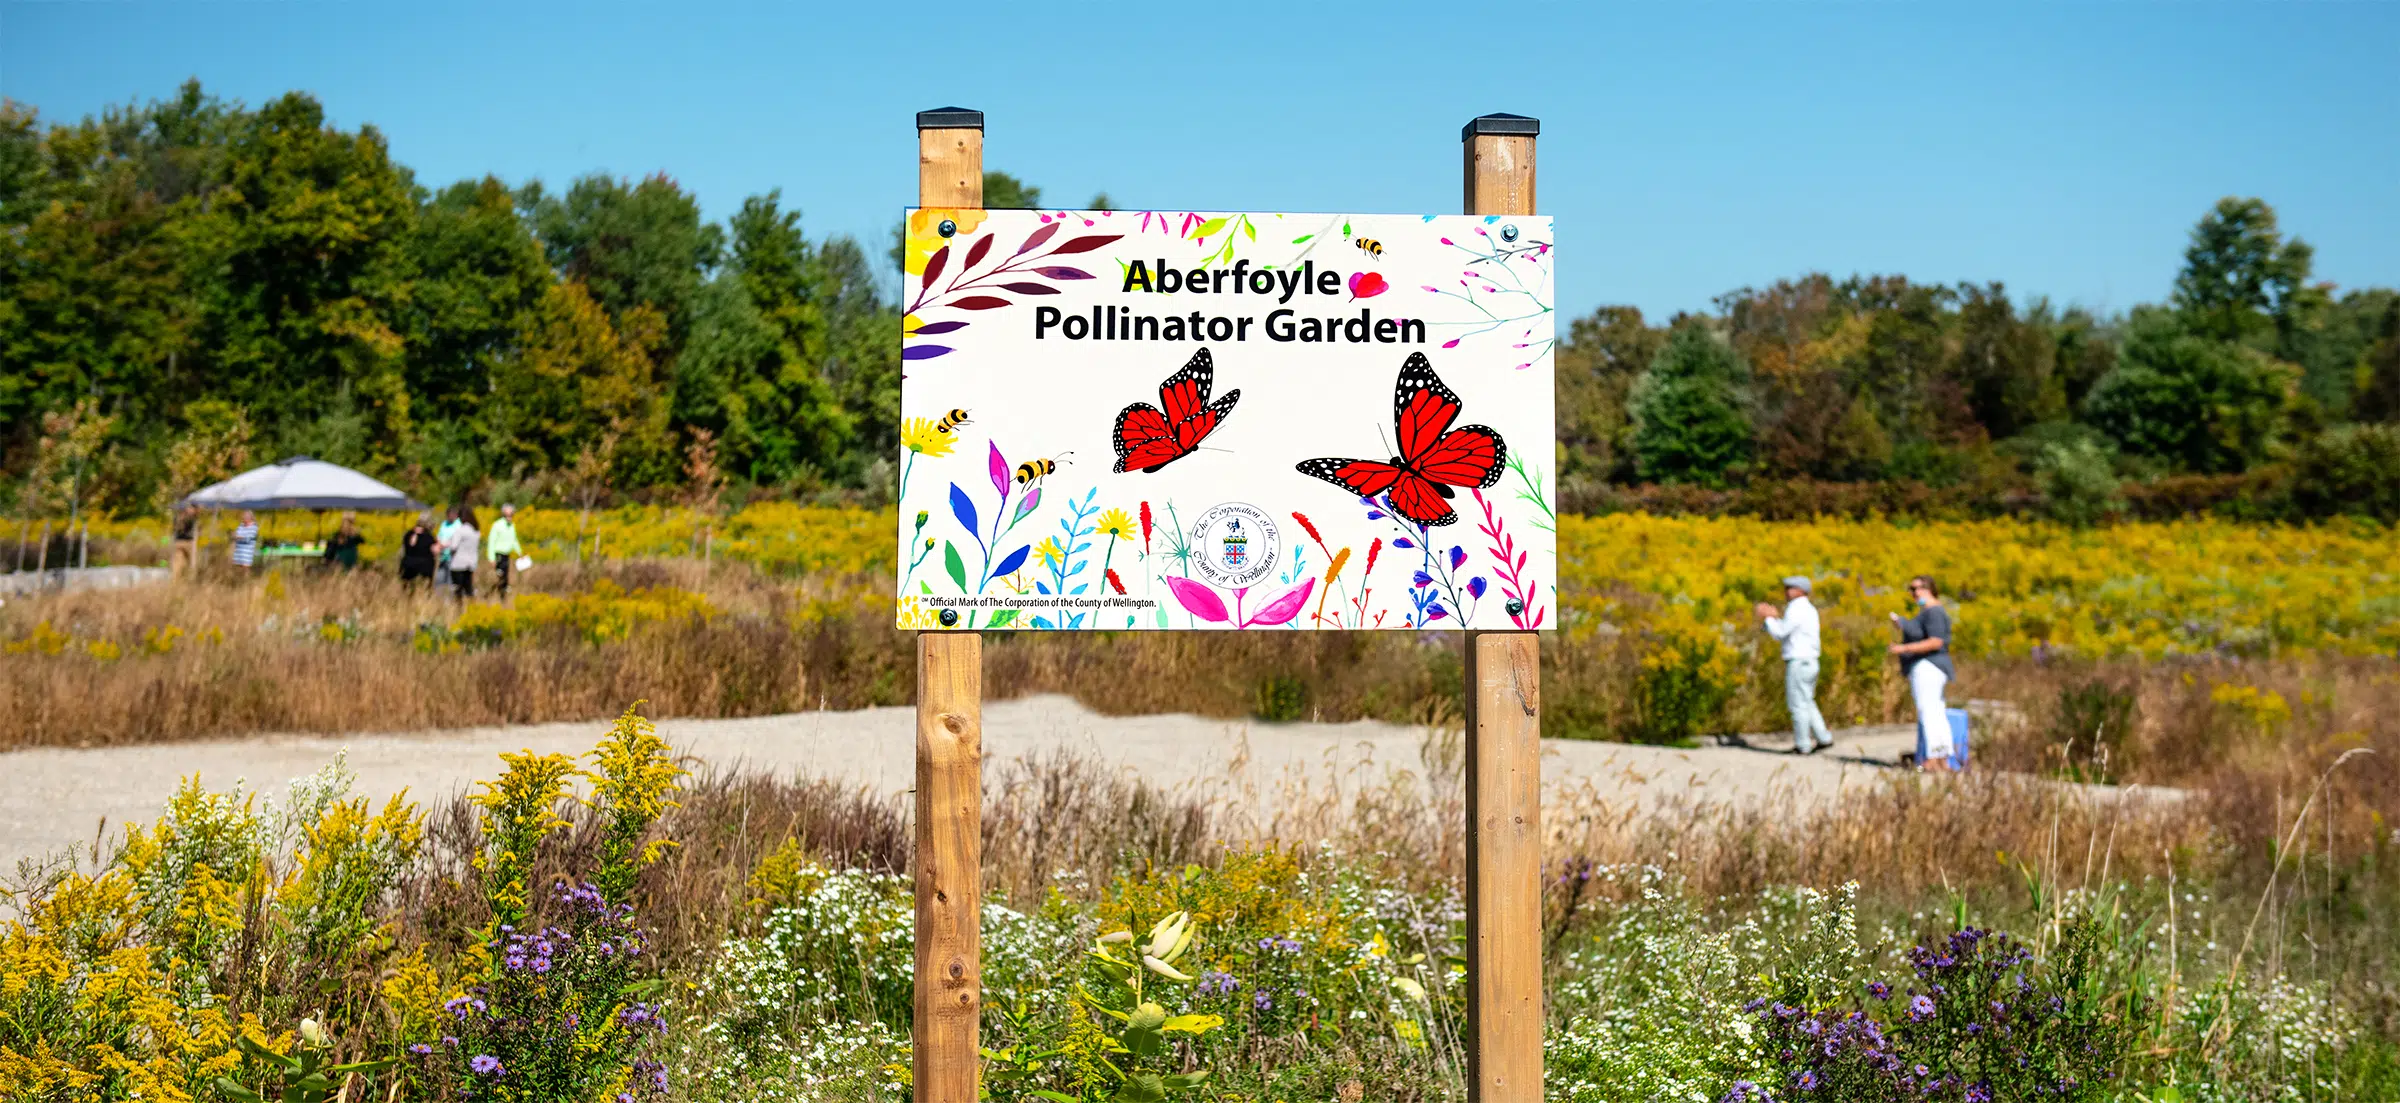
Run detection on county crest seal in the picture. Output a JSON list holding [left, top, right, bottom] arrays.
[[1188, 502, 1279, 590]]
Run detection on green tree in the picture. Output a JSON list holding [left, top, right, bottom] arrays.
[[525, 173, 721, 341], [2081, 309, 2292, 473], [1629, 323, 1753, 486], [482, 281, 672, 485], [2171, 197, 2326, 355], [2356, 299, 2400, 423], [981, 171, 1042, 209], [1956, 282, 2060, 438], [403, 177, 550, 424], [1556, 306, 1663, 484], [187, 92, 417, 467]]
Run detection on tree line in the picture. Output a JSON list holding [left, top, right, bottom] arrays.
[[5, 82, 2397, 524]]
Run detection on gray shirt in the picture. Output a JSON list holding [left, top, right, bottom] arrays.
[[1900, 604, 1955, 679]]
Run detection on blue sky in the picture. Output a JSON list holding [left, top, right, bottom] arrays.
[[7, 1, 2396, 322]]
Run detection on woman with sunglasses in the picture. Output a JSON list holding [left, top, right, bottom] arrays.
[[1889, 575, 1956, 770]]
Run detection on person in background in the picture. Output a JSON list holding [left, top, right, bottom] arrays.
[[170, 505, 199, 580], [447, 507, 481, 599], [487, 503, 523, 599], [230, 510, 260, 571], [400, 513, 439, 588], [1755, 575, 1834, 755], [434, 506, 461, 589], [1890, 575, 1957, 771], [323, 512, 365, 570]]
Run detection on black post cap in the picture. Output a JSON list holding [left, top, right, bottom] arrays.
[[917, 107, 984, 130], [1462, 113, 1541, 142]]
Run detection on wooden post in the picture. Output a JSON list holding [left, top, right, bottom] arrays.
[[1461, 112, 1542, 1103], [914, 105, 985, 1103]]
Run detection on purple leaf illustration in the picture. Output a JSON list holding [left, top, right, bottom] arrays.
[[1425, 604, 1450, 621], [1393, 537, 1415, 549], [922, 245, 948, 291], [998, 282, 1061, 295], [1164, 577, 1230, 624], [902, 344, 953, 361], [1015, 222, 1062, 256], [1035, 266, 1094, 279], [987, 442, 1010, 501], [1013, 485, 1042, 523], [1448, 546, 1467, 571], [1412, 571, 1433, 589], [1468, 576, 1488, 599], [1243, 579, 1317, 628], [952, 296, 1012, 310], [962, 233, 995, 271], [911, 320, 970, 335], [1048, 234, 1123, 255]]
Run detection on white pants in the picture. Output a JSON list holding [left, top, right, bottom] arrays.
[[1911, 661, 1952, 760]]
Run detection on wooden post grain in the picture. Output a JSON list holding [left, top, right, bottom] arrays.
[[1462, 112, 1542, 1103], [914, 106, 985, 1103]]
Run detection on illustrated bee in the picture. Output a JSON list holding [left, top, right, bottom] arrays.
[[1353, 237, 1383, 259], [1014, 452, 1074, 485], [936, 408, 972, 434]]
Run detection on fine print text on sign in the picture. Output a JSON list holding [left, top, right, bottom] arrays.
[[896, 210, 1555, 631]]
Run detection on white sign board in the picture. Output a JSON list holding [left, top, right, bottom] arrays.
[[896, 209, 1555, 631]]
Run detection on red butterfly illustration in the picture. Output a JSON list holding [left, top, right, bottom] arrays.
[[1112, 347, 1239, 473], [1296, 352, 1507, 527]]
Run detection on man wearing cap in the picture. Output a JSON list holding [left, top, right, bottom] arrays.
[[1756, 576, 1835, 755]]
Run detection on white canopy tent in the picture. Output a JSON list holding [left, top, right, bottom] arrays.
[[181, 457, 421, 512]]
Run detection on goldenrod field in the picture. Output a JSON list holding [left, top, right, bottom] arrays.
[[84, 506, 2400, 661]]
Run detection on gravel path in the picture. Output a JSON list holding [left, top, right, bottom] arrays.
[[1, 695, 1967, 869]]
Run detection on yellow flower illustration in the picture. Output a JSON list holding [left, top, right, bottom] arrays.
[[1035, 537, 1066, 569], [896, 596, 941, 630], [904, 208, 989, 277], [902, 417, 958, 457], [1096, 508, 1135, 539]]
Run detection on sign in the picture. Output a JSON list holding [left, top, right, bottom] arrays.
[[896, 209, 1555, 631]]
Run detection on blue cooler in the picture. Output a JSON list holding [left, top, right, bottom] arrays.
[[1915, 708, 1971, 770]]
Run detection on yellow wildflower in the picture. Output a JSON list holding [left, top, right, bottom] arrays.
[[1096, 508, 1136, 539], [902, 417, 958, 457], [1035, 537, 1065, 569]]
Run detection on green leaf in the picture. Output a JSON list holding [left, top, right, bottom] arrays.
[[1163, 1072, 1212, 1090], [1032, 1092, 1082, 1103], [1161, 1013, 1223, 1034], [943, 541, 966, 590], [1114, 1073, 1169, 1103], [1341, 221, 1351, 238], [1122, 1023, 1163, 1057], [212, 1079, 266, 1103], [987, 608, 1020, 628], [1242, 219, 1256, 241], [1192, 217, 1228, 241], [1291, 234, 1314, 244]]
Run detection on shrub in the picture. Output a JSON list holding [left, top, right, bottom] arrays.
[[2033, 438, 2123, 528], [1254, 674, 1308, 722], [2288, 423, 2400, 523]]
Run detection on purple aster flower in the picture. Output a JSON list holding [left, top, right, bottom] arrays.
[[1965, 1083, 1993, 1103], [1909, 994, 1936, 1022], [470, 1054, 503, 1076], [1798, 1018, 1822, 1037], [1867, 981, 1892, 1000], [408, 1043, 432, 1056], [1253, 991, 1273, 1011], [1795, 1069, 1819, 1091], [442, 1035, 459, 1048]]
